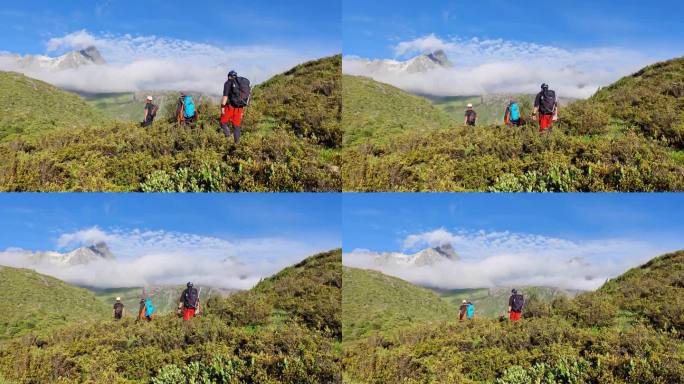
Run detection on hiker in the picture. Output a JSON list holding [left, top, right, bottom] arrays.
[[140, 96, 158, 127], [466, 301, 475, 320], [178, 282, 200, 321], [113, 297, 125, 320], [138, 297, 155, 321], [459, 299, 468, 320], [177, 92, 197, 128], [464, 103, 477, 126], [504, 99, 522, 126], [508, 289, 525, 321], [220, 70, 251, 143], [534, 83, 558, 132]]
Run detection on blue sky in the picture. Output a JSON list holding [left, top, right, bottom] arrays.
[[342, 0, 684, 98], [344, 0, 683, 59], [1, 0, 340, 55], [343, 193, 684, 290], [343, 193, 684, 252], [0, 193, 340, 251], [0, 1, 340, 93]]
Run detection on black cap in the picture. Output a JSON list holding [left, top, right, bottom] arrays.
[[541, 83, 549, 90], [511, 288, 517, 294], [187, 282, 193, 288], [228, 70, 237, 77]]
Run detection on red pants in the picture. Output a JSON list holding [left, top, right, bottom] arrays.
[[510, 311, 522, 321], [183, 308, 196, 321], [221, 105, 245, 126], [539, 114, 553, 131]]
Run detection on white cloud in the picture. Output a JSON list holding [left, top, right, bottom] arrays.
[[0, 30, 327, 94], [343, 228, 676, 291], [344, 34, 658, 98], [0, 226, 335, 290], [402, 227, 457, 249]]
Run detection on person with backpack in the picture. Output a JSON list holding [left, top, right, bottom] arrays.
[[504, 99, 522, 126], [178, 282, 200, 321], [137, 297, 155, 321], [177, 92, 197, 128], [534, 83, 557, 132], [113, 297, 125, 320], [509, 289, 525, 321], [464, 103, 477, 126], [140, 96, 158, 127], [466, 301, 475, 320], [221, 70, 251, 143], [459, 299, 468, 320]]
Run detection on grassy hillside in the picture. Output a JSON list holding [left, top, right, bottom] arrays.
[[343, 75, 454, 146], [343, 251, 684, 383], [343, 56, 684, 192], [84, 92, 215, 122], [91, 286, 234, 317], [430, 94, 575, 126], [435, 286, 579, 319], [0, 249, 342, 383], [342, 267, 457, 342], [0, 56, 342, 192], [0, 72, 106, 142], [0, 266, 109, 340], [247, 55, 342, 147]]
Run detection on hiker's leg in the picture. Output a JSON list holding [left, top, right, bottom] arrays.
[[221, 123, 231, 137], [233, 125, 241, 143]]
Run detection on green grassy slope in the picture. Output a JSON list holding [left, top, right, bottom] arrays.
[[435, 286, 579, 318], [84, 92, 216, 122], [247, 55, 342, 148], [343, 251, 684, 384], [430, 94, 575, 126], [0, 249, 342, 383], [343, 56, 684, 192], [342, 267, 457, 342], [342, 75, 454, 146], [0, 266, 109, 340], [0, 55, 342, 192], [0, 72, 106, 142]]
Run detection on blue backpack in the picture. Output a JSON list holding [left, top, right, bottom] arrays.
[[510, 103, 520, 121], [145, 298, 155, 318], [182, 96, 196, 118], [466, 303, 475, 319]]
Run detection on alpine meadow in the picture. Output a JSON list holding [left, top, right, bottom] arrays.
[[342, 57, 684, 192], [0, 55, 342, 192]]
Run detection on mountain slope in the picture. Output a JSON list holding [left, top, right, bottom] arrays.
[[343, 58, 684, 192], [579, 56, 684, 148], [342, 267, 457, 342], [246, 55, 342, 148], [343, 75, 454, 146], [0, 266, 109, 340], [343, 251, 684, 383], [0, 250, 342, 383], [0, 56, 342, 192], [435, 286, 580, 318], [0, 71, 107, 141]]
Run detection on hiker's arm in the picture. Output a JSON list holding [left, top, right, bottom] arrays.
[[122, 308, 125, 317], [144, 108, 148, 120], [221, 96, 228, 107]]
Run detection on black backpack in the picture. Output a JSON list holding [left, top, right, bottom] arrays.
[[229, 77, 251, 108], [184, 288, 199, 309], [539, 90, 556, 115], [467, 110, 477, 124], [511, 294, 524, 312], [114, 303, 124, 318]]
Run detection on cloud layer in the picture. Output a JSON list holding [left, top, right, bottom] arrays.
[[0, 30, 322, 94], [344, 34, 657, 98], [344, 227, 673, 291], [0, 226, 333, 290]]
